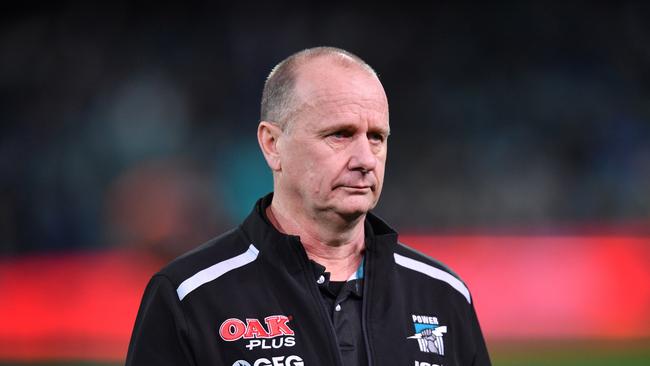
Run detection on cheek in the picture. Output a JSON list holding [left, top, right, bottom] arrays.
[[309, 159, 338, 191], [284, 143, 311, 171], [285, 145, 332, 190]]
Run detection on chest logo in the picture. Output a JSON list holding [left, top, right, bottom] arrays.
[[408, 314, 447, 356], [220, 315, 296, 351], [231, 355, 304, 366]]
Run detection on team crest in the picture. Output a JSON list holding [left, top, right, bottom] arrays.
[[408, 314, 447, 356]]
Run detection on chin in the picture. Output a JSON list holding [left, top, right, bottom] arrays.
[[334, 198, 376, 219]]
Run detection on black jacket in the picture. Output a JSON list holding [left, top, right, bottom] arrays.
[[126, 194, 491, 366]]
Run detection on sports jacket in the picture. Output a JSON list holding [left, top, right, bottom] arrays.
[[126, 194, 491, 366]]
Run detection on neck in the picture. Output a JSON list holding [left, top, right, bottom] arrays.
[[266, 198, 366, 281]]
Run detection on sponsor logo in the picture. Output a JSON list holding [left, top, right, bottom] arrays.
[[408, 314, 447, 356], [220, 316, 295, 340], [232, 355, 304, 366], [220, 315, 296, 351], [414, 362, 441, 366]]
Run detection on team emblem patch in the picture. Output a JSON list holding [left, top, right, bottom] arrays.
[[408, 314, 447, 356]]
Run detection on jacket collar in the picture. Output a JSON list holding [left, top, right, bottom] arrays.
[[239, 193, 399, 272]]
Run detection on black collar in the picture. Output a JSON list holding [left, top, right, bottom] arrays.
[[239, 192, 399, 274]]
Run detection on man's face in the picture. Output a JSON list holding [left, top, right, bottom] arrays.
[[275, 59, 390, 221]]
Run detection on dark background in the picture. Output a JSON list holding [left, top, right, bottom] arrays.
[[2, 1, 649, 258]]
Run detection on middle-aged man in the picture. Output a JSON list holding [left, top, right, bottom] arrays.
[[126, 47, 491, 366]]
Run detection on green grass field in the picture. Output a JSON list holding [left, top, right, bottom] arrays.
[[1, 339, 648, 366], [490, 339, 650, 366]]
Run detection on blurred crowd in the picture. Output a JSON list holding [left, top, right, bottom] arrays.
[[1, 2, 649, 258]]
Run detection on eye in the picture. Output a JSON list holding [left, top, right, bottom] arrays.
[[329, 130, 352, 139], [368, 132, 386, 143]]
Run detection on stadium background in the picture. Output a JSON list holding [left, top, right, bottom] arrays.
[[1, 2, 649, 365]]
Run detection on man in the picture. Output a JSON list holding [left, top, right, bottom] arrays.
[[126, 47, 491, 366]]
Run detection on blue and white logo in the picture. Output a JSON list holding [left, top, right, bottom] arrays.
[[408, 314, 447, 356]]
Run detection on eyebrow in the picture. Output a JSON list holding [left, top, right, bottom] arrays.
[[318, 123, 390, 136]]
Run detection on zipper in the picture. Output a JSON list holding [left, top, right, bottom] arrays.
[[291, 237, 345, 366], [361, 239, 374, 366]]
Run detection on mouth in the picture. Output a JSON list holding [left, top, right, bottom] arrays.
[[338, 185, 374, 192]]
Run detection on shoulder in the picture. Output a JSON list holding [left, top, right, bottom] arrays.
[[157, 226, 255, 290], [392, 241, 472, 304]]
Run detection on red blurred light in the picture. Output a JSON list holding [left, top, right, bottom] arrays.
[[1, 236, 648, 361]]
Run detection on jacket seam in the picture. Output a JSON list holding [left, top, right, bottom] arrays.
[[156, 273, 196, 366]]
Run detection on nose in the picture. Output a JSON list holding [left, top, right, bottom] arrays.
[[348, 135, 377, 173]]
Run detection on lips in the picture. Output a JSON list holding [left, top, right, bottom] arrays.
[[334, 176, 377, 192], [336, 184, 374, 191]]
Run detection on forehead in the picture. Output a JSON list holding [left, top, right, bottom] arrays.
[[292, 58, 389, 131]]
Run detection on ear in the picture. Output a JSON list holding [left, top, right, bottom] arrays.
[[257, 121, 283, 171]]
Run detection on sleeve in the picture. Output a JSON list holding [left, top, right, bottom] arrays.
[[125, 274, 195, 366], [468, 301, 491, 366]]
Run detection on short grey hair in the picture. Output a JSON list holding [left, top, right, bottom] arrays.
[[260, 46, 378, 131]]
